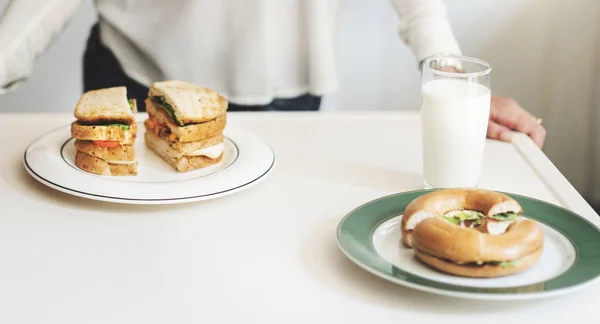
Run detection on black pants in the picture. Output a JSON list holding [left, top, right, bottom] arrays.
[[83, 23, 322, 112]]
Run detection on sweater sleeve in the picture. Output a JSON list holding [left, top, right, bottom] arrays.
[[389, 0, 462, 66], [0, 0, 82, 95]]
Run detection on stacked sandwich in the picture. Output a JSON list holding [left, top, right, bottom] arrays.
[[71, 86, 138, 176], [144, 80, 228, 172]]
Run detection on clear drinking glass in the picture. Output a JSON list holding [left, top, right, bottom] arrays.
[[420, 55, 492, 189]]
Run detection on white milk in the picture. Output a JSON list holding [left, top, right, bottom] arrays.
[[421, 78, 491, 188]]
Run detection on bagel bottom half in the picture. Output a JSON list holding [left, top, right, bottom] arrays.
[[413, 248, 543, 278]]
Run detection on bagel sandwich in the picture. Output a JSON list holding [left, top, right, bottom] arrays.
[[401, 189, 523, 247], [411, 217, 544, 277]]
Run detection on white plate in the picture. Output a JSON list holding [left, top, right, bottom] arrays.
[[24, 116, 275, 204], [337, 190, 600, 300], [373, 216, 576, 290]]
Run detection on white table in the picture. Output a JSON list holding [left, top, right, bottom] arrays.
[[1, 112, 598, 323]]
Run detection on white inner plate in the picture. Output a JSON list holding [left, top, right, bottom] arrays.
[[372, 215, 576, 288], [24, 116, 275, 204]]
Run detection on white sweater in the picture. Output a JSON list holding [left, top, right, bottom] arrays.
[[0, 0, 461, 104]]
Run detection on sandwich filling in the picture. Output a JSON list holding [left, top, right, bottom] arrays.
[[443, 210, 484, 228], [150, 133, 224, 159], [489, 212, 519, 222], [150, 96, 181, 125], [416, 248, 520, 268], [128, 99, 135, 111], [76, 121, 131, 130], [185, 143, 224, 158], [443, 210, 520, 233], [105, 160, 137, 165], [146, 117, 170, 138]]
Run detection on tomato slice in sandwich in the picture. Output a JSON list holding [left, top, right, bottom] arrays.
[[93, 140, 121, 148]]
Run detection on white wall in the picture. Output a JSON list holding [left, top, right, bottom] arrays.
[[325, 0, 567, 115], [327, 0, 600, 199], [0, 0, 598, 200]]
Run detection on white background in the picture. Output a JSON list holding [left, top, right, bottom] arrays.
[[0, 0, 598, 202]]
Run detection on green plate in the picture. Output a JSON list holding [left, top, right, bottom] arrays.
[[336, 189, 600, 300]]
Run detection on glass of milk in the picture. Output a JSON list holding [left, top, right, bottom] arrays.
[[420, 55, 492, 188]]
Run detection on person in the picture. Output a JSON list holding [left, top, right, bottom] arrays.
[[0, 0, 546, 147]]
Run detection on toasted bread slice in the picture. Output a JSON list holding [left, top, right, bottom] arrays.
[[71, 122, 137, 144], [146, 98, 226, 142], [75, 86, 135, 124], [75, 151, 138, 176], [143, 120, 223, 152], [144, 130, 224, 159], [74, 140, 136, 162], [148, 80, 227, 125], [144, 132, 223, 172]]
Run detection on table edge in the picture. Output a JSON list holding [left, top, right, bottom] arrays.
[[511, 133, 599, 222]]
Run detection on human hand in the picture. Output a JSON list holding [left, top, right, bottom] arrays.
[[487, 96, 546, 148]]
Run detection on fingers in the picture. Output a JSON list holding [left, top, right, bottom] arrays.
[[487, 120, 514, 142], [514, 110, 538, 135], [439, 66, 461, 73], [488, 119, 546, 148], [490, 97, 533, 132], [509, 113, 546, 148], [490, 96, 547, 148], [529, 124, 547, 148]]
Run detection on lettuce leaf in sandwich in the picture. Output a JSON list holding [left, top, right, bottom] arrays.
[[150, 96, 181, 125], [443, 210, 485, 226], [489, 212, 520, 222]]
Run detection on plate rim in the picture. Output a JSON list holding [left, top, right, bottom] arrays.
[[336, 189, 600, 300], [23, 123, 276, 205]]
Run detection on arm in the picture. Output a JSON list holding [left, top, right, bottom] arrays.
[[0, 0, 82, 94], [389, 0, 461, 67], [389, 1, 546, 147]]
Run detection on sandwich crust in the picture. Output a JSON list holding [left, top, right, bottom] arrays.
[[174, 154, 223, 173], [144, 132, 223, 172], [71, 122, 137, 144], [74, 140, 136, 161], [75, 151, 137, 176], [146, 98, 226, 142], [401, 188, 523, 247], [148, 80, 228, 124], [413, 248, 543, 278], [74, 86, 135, 124]]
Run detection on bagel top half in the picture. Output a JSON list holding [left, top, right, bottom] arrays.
[[401, 188, 523, 247]]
